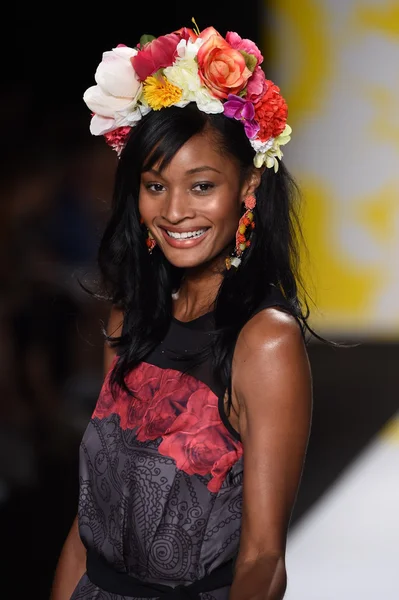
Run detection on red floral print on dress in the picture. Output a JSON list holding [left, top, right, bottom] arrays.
[[158, 387, 243, 493], [93, 360, 158, 429], [92, 361, 243, 492], [135, 369, 199, 441]]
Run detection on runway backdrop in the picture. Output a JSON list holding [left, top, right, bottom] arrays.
[[263, 0, 399, 340], [260, 3, 399, 598]]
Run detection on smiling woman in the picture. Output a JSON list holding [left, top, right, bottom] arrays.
[[138, 127, 261, 270], [50, 22, 317, 600]]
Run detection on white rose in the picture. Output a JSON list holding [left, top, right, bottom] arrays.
[[175, 37, 203, 60], [83, 45, 144, 135], [164, 45, 223, 115]]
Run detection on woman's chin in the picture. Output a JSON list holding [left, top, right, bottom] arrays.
[[162, 249, 228, 272]]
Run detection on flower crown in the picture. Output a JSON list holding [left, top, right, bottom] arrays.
[[83, 20, 292, 172]]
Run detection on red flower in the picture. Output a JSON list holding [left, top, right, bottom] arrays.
[[104, 126, 131, 154], [93, 384, 147, 431], [92, 362, 243, 492], [93, 361, 159, 429], [131, 33, 180, 81], [173, 27, 198, 42], [254, 80, 288, 142], [209, 448, 243, 493], [135, 371, 197, 441], [158, 388, 243, 493]]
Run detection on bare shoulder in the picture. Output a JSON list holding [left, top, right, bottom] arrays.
[[232, 306, 311, 408], [235, 306, 305, 359]]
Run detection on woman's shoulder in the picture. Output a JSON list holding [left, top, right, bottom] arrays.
[[231, 291, 309, 402], [236, 285, 304, 357]]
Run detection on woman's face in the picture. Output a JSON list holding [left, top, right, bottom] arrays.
[[139, 131, 258, 269]]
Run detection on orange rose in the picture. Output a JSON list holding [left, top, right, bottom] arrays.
[[197, 27, 252, 99]]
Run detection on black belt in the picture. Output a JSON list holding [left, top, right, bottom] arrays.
[[86, 550, 234, 599]]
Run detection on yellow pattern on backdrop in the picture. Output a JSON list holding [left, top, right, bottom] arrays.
[[265, 0, 399, 338], [298, 179, 381, 322]]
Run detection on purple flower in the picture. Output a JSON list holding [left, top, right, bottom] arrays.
[[223, 94, 260, 139]]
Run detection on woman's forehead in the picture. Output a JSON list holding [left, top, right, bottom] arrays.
[[147, 133, 235, 175]]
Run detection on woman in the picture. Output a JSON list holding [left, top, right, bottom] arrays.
[[51, 23, 313, 600]]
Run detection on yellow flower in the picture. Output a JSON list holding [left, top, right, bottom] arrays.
[[142, 75, 183, 110]]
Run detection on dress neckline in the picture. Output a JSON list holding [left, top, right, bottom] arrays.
[[171, 310, 214, 329]]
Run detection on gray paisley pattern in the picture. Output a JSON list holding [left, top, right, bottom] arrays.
[[71, 360, 244, 599]]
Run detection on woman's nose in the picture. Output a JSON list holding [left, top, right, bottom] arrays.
[[161, 191, 195, 223]]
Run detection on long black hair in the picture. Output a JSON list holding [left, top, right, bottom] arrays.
[[96, 103, 327, 407]]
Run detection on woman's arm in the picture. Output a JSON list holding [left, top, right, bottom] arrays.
[[229, 308, 313, 600], [50, 305, 124, 599], [50, 515, 86, 600]]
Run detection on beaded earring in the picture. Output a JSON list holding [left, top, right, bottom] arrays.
[[139, 215, 157, 254], [225, 194, 256, 270], [146, 229, 156, 253]]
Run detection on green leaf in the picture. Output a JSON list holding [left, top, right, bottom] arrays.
[[139, 34, 156, 47], [240, 50, 257, 72]]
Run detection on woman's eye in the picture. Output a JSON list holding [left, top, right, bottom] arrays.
[[146, 183, 165, 193], [193, 182, 214, 193]]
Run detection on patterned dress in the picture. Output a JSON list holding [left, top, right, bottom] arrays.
[[71, 286, 289, 599]]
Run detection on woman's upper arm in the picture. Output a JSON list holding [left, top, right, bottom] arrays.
[[233, 307, 313, 561], [103, 305, 124, 376]]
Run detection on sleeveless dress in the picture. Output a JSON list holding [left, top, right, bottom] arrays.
[[71, 285, 291, 599]]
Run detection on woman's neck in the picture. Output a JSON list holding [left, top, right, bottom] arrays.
[[173, 260, 224, 321]]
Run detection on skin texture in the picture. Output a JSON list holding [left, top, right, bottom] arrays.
[[229, 308, 312, 599], [51, 130, 312, 600]]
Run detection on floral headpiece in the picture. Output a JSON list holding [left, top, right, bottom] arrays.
[[83, 20, 292, 172]]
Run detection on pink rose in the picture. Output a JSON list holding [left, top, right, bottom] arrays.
[[197, 28, 252, 100], [225, 31, 263, 66], [246, 66, 267, 103], [131, 33, 180, 81]]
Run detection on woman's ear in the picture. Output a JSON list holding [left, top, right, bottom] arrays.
[[243, 166, 265, 198]]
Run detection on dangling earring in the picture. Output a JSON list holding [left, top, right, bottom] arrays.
[[139, 216, 157, 254], [146, 229, 156, 253], [225, 194, 256, 270]]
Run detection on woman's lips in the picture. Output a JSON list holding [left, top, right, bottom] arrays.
[[160, 227, 209, 249]]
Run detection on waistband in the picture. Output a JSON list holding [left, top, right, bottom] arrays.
[[86, 550, 234, 599]]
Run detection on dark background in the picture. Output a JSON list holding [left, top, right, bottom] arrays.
[[1, 3, 397, 598]]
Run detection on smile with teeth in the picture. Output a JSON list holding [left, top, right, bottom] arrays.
[[166, 229, 207, 239]]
